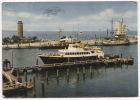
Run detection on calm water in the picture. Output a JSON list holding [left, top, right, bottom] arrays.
[[2, 44, 138, 97], [2, 31, 138, 97]]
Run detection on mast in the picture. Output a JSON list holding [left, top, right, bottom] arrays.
[[110, 19, 114, 37]]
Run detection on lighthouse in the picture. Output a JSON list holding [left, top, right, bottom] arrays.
[[17, 21, 23, 38]]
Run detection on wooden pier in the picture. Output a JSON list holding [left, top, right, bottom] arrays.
[[13, 57, 134, 72]]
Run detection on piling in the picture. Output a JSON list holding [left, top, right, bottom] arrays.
[[57, 70, 59, 77], [33, 76, 36, 97], [36, 59, 38, 65], [56, 70, 59, 84], [90, 66, 92, 74], [41, 83, 45, 97], [18, 76, 22, 83], [24, 72, 27, 86], [83, 67, 85, 74], [16, 70, 20, 78], [121, 53, 122, 58], [67, 69, 69, 76], [77, 68, 79, 75], [46, 71, 48, 83]]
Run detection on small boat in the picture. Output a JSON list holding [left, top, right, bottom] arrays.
[[38, 43, 105, 64], [60, 36, 76, 43]]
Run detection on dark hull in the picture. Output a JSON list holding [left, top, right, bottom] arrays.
[[39, 45, 68, 49], [39, 56, 98, 64]]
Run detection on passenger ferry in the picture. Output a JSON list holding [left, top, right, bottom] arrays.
[[38, 43, 104, 64]]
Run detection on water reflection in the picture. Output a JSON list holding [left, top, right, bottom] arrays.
[[3, 64, 133, 98]]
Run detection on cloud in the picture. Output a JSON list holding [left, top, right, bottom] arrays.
[[17, 12, 32, 18], [2, 8, 137, 31]]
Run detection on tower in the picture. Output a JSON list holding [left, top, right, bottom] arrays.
[[115, 19, 126, 35], [17, 21, 23, 38]]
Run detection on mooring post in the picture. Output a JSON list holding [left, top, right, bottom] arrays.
[[18, 76, 22, 82], [90, 66, 92, 74], [33, 76, 36, 97], [42, 83, 45, 97], [77, 68, 79, 75], [24, 72, 27, 86], [36, 59, 38, 65], [57, 70, 59, 84], [46, 71, 48, 83], [83, 67, 85, 74], [67, 69, 69, 76], [57, 70, 59, 77], [16, 70, 20, 78]]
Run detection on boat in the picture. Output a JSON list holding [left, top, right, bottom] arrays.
[[38, 43, 104, 64], [103, 40, 129, 46], [60, 36, 76, 43]]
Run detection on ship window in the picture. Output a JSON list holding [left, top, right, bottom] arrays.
[[91, 51, 95, 53]]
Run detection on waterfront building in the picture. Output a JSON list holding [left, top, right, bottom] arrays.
[[115, 19, 127, 38]]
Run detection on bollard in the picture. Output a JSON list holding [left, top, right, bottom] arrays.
[[41, 83, 45, 97], [24, 72, 27, 86], [33, 77, 36, 97], [36, 59, 38, 65]]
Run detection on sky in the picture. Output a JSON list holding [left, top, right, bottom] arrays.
[[2, 1, 137, 31]]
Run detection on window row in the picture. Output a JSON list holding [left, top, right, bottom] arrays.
[[65, 52, 90, 55]]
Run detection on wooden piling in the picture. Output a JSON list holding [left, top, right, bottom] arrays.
[[57, 70, 59, 77], [67, 69, 69, 76], [33, 76, 36, 96], [24, 72, 27, 86], [16, 70, 20, 78], [41, 83, 45, 97], [83, 67, 85, 74], [90, 66, 92, 74], [18, 76, 22, 83], [77, 68, 79, 75], [36, 59, 38, 65], [46, 71, 48, 83]]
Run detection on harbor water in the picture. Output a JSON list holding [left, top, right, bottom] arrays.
[[2, 31, 138, 97]]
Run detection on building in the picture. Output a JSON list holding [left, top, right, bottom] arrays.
[[115, 19, 127, 38], [17, 21, 23, 38]]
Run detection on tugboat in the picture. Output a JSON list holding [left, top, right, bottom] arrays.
[[38, 43, 104, 64]]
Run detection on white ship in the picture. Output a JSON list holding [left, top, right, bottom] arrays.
[[39, 43, 104, 64]]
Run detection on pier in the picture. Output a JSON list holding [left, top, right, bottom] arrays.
[[12, 57, 134, 72]]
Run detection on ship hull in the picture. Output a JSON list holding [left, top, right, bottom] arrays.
[[103, 42, 130, 46], [39, 56, 98, 64]]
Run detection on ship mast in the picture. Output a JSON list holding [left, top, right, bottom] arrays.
[[110, 19, 114, 37]]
